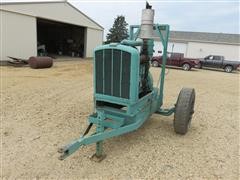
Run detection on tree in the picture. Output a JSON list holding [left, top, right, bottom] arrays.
[[106, 15, 129, 43]]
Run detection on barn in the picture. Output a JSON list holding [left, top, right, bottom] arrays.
[[0, 1, 104, 60], [154, 31, 240, 61]]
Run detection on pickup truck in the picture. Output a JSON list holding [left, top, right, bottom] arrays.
[[151, 52, 199, 71], [198, 55, 240, 73]]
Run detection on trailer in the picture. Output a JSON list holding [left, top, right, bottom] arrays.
[[58, 3, 196, 161]]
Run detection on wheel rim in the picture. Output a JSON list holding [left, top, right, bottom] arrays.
[[225, 66, 232, 72], [183, 64, 190, 70], [152, 61, 158, 67]]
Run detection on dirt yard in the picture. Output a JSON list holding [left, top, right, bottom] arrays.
[[1, 60, 239, 179]]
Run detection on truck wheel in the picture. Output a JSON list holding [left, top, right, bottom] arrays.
[[174, 88, 195, 135], [182, 63, 191, 71], [195, 63, 202, 69], [224, 65, 233, 73], [152, 61, 159, 67]]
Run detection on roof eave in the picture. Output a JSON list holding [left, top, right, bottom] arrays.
[[169, 38, 240, 46], [0, 0, 104, 30], [0, 0, 66, 5]]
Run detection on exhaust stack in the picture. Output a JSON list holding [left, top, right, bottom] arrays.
[[138, 2, 155, 39]]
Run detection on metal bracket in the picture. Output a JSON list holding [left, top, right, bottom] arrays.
[[90, 153, 107, 162], [58, 123, 93, 160], [155, 107, 175, 116]]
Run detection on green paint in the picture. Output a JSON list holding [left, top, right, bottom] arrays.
[[59, 24, 176, 160]]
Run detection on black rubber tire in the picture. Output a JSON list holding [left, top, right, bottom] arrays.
[[224, 65, 233, 73], [174, 88, 195, 135], [182, 63, 191, 71]]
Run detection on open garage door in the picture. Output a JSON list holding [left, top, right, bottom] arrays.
[[37, 18, 85, 58]]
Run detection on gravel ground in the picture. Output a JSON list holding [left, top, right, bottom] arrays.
[[1, 60, 239, 179]]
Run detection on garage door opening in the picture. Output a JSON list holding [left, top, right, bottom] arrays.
[[37, 18, 85, 58]]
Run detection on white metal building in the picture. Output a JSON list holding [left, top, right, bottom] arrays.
[[154, 31, 240, 61], [0, 1, 104, 60]]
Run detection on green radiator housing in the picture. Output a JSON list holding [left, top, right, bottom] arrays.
[[94, 43, 149, 112]]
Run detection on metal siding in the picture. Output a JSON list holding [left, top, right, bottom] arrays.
[[86, 28, 103, 58], [0, 10, 37, 60], [1, 2, 104, 59], [153, 40, 240, 60], [186, 42, 240, 60], [0, 2, 102, 30], [153, 41, 187, 56]]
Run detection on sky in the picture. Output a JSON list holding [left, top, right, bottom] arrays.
[[1, 0, 240, 40]]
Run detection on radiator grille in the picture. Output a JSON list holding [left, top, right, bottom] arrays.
[[95, 49, 131, 99]]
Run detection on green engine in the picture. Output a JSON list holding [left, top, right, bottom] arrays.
[[94, 40, 154, 110], [58, 3, 196, 161]]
